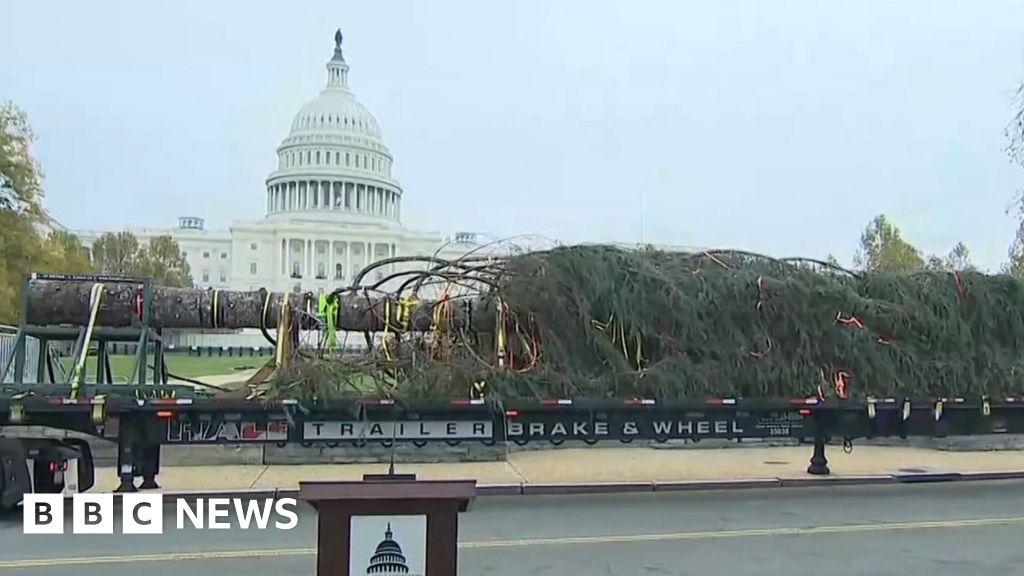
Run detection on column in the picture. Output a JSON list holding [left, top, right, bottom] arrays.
[[365, 241, 372, 268], [346, 243, 352, 283], [284, 239, 290, 276], [279, 239, 285, 275], [329, 242, 335, 281], [306, 239, 312, 278]]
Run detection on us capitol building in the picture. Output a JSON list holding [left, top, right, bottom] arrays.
[[76, 30, 478, 295]]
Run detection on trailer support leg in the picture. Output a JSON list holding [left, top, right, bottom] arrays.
[[115, 436, 138, 493], [807, 436, 830, 475], [139, 444, 161, 490]]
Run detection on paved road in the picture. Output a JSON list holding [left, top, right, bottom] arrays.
[[2, 480, 1023, 575]]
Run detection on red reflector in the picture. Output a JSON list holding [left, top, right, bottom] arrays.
[[49, 461, 56, 472], [798, 408, 812, 416], [505, 410, 519, 417], [62, 459, 68, 471], [156, 410, 174, 418]]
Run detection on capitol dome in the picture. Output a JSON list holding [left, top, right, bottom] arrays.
[[265, 29, 402, 224]]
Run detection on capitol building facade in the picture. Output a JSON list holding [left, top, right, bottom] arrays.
[[76, 30, 477, 296]]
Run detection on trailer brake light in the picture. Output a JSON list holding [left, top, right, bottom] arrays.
[[156, 410, 174, 418]]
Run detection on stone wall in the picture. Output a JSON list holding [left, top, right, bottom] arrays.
[[2, 425, 1022, 467]]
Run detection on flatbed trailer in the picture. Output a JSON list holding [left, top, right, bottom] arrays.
[[3, 272, 1024, 511], [2, 385, 1022, 510]]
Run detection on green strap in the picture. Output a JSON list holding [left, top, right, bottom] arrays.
[[318, 293, 340, 348]]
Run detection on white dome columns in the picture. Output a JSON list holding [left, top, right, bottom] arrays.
[[278, 237, 397, 286], [266, 180, 400, 221]]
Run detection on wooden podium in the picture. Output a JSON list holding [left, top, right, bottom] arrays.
[[299, 473, 477, 576]]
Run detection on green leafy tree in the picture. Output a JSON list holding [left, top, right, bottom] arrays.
[[0, 101, 44, 218], [141, 234, 192, 287], [1004, 231, 1024, 278], [91, 231, 144, 275], [1006, 80, 1024, 277], [852, 214, 924, 273], [0, 211, 40, 321], [0, 102, 92, 322], [926, 241, 977, 272], [41, 229, 93, 274], [1009, 80, 1023, 170], [92, 231, 192, 287]]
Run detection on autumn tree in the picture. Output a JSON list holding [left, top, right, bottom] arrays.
[[852, 214, 924, 273], [0, 101, 93, 322], [91, 231, 192, 287]]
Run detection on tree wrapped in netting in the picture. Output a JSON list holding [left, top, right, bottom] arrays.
[[270, 244, 1024, 402]]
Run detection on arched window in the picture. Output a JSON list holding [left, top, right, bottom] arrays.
[[291, 261, 301, 278], [316, 262, 326, 279], [335, 151, 340, 165], [345, 152, 350, 166], [334, 263, 344, 280], [306, 151, 311, 164], [315, 151, 321, 164], [355, 155, 360, 168]]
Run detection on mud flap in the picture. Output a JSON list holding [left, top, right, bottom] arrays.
[[0, 438, 31, 511], [61, 438, 95, 493]]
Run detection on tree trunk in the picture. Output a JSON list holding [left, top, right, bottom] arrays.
[[24, 279, 492, 332]]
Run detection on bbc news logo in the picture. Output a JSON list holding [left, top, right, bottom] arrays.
[[23, 494, 299, 534]]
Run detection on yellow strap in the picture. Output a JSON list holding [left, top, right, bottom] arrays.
[[261, 290, 272, 328], [398, 296, 418, 330], [496, 298, 507, 368], [71, 282, 105, 397], [382, 300, 393, 361]]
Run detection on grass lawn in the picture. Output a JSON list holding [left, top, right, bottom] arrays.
[[60, 354, 271, 382]]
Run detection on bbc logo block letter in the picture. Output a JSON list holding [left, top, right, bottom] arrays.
[[72, 494, 114, 534], [23, 494, 64, 534], [122, 494, 163, 534]]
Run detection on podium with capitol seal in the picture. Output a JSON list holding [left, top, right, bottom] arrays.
[[299, 473, 477, 576]]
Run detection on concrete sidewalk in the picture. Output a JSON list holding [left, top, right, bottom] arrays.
[[94, 445, 1024, 493]]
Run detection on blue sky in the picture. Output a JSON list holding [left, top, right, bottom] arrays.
[[2, 0, 1022, 270]]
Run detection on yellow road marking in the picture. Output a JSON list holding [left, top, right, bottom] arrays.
[[1, 515, 1022, 570]]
